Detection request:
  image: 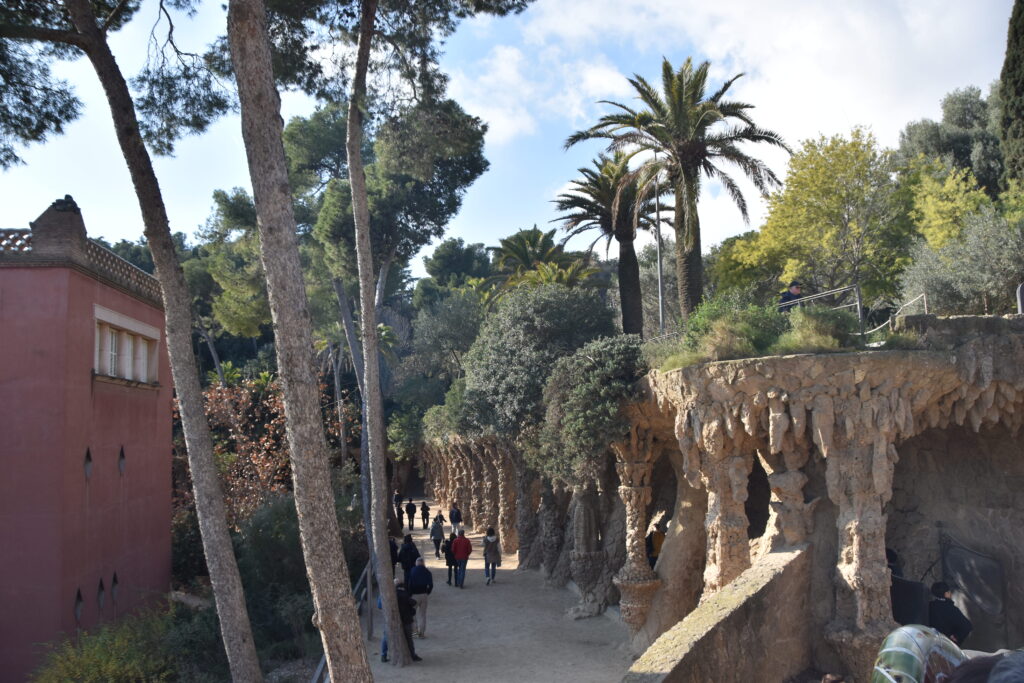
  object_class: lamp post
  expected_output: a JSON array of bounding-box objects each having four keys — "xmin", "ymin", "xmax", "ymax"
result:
[{"xmin": 654, "ymin": 151, "xmax": 665, "ymax": 334}]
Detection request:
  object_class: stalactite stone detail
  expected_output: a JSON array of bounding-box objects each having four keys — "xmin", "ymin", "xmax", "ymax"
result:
[{"xmin": 611, "ymin": 427, "xmax": 662, "ymax": 632}]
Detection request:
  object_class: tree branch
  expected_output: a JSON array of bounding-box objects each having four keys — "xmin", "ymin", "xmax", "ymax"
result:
[
  {"xmin": 0, "ymin": 23, "xmax": 85, "ymax": 47},
  {"xmin": 100, "ymin": 0, "xmax": 132, "ymax": 32}
]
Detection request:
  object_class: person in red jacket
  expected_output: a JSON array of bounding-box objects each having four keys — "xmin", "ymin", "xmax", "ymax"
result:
[{"xmin": 452, "ymin": 529, "xmax": 473, "ymax": 588}]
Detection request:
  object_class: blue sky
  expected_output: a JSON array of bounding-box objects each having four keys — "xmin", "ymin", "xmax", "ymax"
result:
[{"xmin": 2, "ymin": 0, "xmax": 1015, "ymax": 277}]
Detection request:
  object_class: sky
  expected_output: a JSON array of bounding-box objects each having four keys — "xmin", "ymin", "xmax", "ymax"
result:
[{"xmin": 1, "ymin": 0, "xmax": 1015, "ymax": 278}]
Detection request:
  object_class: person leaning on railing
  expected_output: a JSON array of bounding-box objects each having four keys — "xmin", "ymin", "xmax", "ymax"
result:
[{"xmin": 778, "ymin": 280, "xmax": 804, "ymax": 312}]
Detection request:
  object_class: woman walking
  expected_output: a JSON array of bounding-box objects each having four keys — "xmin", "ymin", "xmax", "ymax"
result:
[
  {"xmin": 398, "ymin": 533, "xmax": 421, "ymax": 585},
  {"xmin": 420, "ymin": 501, "xmax": 430, "ymax": 529},
  {"xmin": 483, "ymin": 526, "xmax": 502, "ymax": 585},
  {"xmin": 442, "ymin": 533, "xmax": 457, "ymax": 586},
  {"xmin": 429, "ymin": 515, "xmax": 445, "ymax": 558}
]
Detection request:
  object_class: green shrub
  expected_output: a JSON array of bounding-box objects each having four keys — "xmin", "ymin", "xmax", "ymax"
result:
[
  {"xmin": 880, "ymin": 331, "xmax": 923, "ymax": 350},
  {"xmin": 770, "ymin": 306, "xmax": 861, "ymax": 355},
  {"xmin": 659, "ymin": 349, "xmax": 707, "ymax": 371},
  {"xmin": 171, "ymin": 506, "xmax": 207, "ymax": 587},
  {"xmin": 164, "ymin": 602, "xmax": 229, "ymax": 682},
  {"xmin": 34, "ymin": 612, "xmax": 173, "ymax": 682},
  {"xmin": 538, "ymin": 335, "xmax": 648, "ymax": 481}
]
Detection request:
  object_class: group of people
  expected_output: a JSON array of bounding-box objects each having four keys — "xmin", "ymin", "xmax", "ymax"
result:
[
  {"xmin": 381, "ymin": 497, "xmax": 503, "ymax": 664},
  {"xmin": 394, "ymin": 490, "xmax": 431, "ymax": 530}
]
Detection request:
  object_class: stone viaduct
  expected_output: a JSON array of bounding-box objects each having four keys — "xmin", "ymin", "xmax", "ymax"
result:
[{"xmin": 419, "ymin": 315, "xmax": 1024, "ymax": 681}]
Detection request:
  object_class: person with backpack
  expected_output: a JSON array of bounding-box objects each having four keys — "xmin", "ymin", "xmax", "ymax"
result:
[
  {"xmin": 483, "ymin": 526, "xmax": 502, "ymax": 585},
  {"xmin": 429, "ymin": 515, "xmax": 446, "ymax": 558},
  {"xmin": 442, "ymin": 533, "xmax": 457, "ymax": 585},
  {"xmin": 397, "ymin": 534, "xmax": 420, "ymax": 585},
  {"xmin": 449, "ymin": 504, "xmax": 463, "ymax": 535}
]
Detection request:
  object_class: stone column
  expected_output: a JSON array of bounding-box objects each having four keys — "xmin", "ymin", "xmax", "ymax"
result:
[
  {"xmin": 516, "ymin": 471, "xmax": 542, "ymax": 568},
  {"xmin": 610, "ymin": 425, "xmax": 662, "ymax": 632},
  {"xmin": 495, "ymin": 444, "xmax": 519, "ymax": 553},
  {"xmin": 699, "ymin": 445, "xmax": 753, "ymax": 593},
  {"xmin": 479, "ymin": 442, "xmax": 500, "ymax": 531},
  {"xmin": 568, "ymin": 483, "xmax": 606, "ymax": 618}
]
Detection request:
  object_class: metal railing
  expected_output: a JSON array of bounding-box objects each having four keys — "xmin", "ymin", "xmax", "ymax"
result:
[
  {"xmin": 310, "ymin": 560, "xmax": 376, "ymax": 683},
  {"xmin": 864, "ymin": 293, "xmax": 928, "ymax": 336}
]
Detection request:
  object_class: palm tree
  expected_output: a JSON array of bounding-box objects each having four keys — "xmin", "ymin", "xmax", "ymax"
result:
[
  {"xmin": 567, "ymin": 57, "xmax": 789, "ymax": 319},
  {"xmin": 489, "ymin": 226, "xmax": 575, "ymax": 276},
  {"xmin": 553, "ymin": 150, "xmax": 657, "ymax": 335}
]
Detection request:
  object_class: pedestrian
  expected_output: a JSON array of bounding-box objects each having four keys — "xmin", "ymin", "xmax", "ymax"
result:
[
  {"xmin": 452, "ymin": 528, "xmax": 473, "ymax": 588},
  {"xmin": 778, "ymin": 280, "xmax": 803, "ymax": 312},
  {"xmin": 396, "ymin": 506, "xmax": 404, "ymax": 530},
  {"xmin": 393, "ymin": 488, "xmax": 404, "ymax": 525},
  {"xmin": 408, "ymin": 557, "xmax": 434, "ymax": 637},
  {"xmin": 394, "ymin": 577, "xmax": 422, "ymax": 661},
  {"xmin": 929, "ymin": 581, "xmax": 972, "ymax": 645},
  {"xmin": 420, "ymin": 501, "xmax": 430, "ymax": 529},
  {"xmin": 443, "ymin": 533, "xmax": 456, "ymax": 585},
  {"xmin": 398, "ymin": 534, "xmax": 420, "ymax": 586},
  {"xmin": 449, "ymin": 503, "xmax": 463, "ymax": 535},
  {"xmin": 483, "ymin": 526, "xmax": 501, "ymax": 585},
  {"xmin": 429, "ymin": 515, "xmax": 445, "ymax": 558},
  {"xmin": 388, "ymin": 536, "xmax": 399, "ymax": 573},
  {"xmin": 405, "ymin": 499, "xmax": 417, "ymax": 530}
]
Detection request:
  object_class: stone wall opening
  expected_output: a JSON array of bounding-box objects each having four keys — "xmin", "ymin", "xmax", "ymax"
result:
[
  {"xmin": 886, "ymin": 423, "xmax": 1024, "ymax": 650},
  {"xmin": 745, "ymin": 456, "xmax": 771, "ymax": 540}
]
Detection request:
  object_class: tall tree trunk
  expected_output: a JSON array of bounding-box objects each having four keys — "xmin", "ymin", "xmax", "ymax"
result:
[
  {"xmin": 330, "ymin": 342, "xmax": 348, "ymax": 462},
  {"xmin": 616, "ymin": 236, "xmax": 644, "ymax": 336},
  {"xmin": 347, "ymin": 0, "xmax": 411, "ymax": 666},
  {"xmin": 197, "ymin": 325, "xmax": 226, "ymax": 386},
  {"xmin": 61, "ymin": 2, "xmax": 263, "ymax": 679},
  {"xmin": 225, "ymin": 1, "xmax": 371, "ymax": 680},
  {"xmin": 673, "ymin": 179, "xmax": 704, "ymax": 319}
]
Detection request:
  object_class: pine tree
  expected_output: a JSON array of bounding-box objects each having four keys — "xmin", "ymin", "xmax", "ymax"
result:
[{"xmin": 1000, "ymin": 0, "xmax": 1024, "ymax": 184}]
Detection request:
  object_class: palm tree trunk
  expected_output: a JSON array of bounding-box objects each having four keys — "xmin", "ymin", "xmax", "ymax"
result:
[
  {"xmin": 346, "ymin": 0, "xmax": 411, "ymax": 666},
  {"xmin": 226, "ymin": 1, "xmax": 371, "ymax": 680},
  {"xmin": 673, "ymin": 179, "xmax": 704, "ymax": 318},
  {"xmin": 616, "ymin": 236, "xmax": 644, "ymax": 336},
  {"xmin": 61, "ymin": 2, "xmax": 262, "ymax": 679}
]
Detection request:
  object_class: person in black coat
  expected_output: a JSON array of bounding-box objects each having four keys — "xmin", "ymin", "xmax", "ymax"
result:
[
  {"xmin": 393, "ymin": 578, "xmax": 422, "ymax": 661},
  {"xmin": 442, "ymin": 533, "xmax": 456, "ymax": 585},
  {"xmin": 778, "ymin": 280, "xmax": 803, "ymax": 312},
  {"xmin": 397, "ymin": 534, "xmax": 421, "ymax": 585},
  {"xmin": 388, "ymin": 536, "xmax": 399, "ymax": 572},
  {"xmin": 929, "ymin": 581, "xmax": 972, "ymax": 645}
]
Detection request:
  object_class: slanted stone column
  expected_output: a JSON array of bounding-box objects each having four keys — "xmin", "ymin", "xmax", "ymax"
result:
[
  {"xmin": 517, "ymin": 470, "xmax": 542, "ymax": 568},
  {"xmin": 611, "ymin": 424, "xmax": 662, "ymax": 632},
  {"xmin": 495, "ymin": 444, "xmax": 519, "ymax": 553},
  {"xmin": 479, "ymin": 442, "xmax": 500, "ymax": 531},
  {"xmin": 568, "ymin": 483, "xmax": 606, "ymax": 618}
]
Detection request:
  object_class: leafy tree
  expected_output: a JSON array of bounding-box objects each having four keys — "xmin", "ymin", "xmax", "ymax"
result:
[
  {"xmin": 538, "ymin": 335, "xmax": 647, "ymax": 482},
  {"xmin": 567, "ymin": 57, "xmax": 788, "ymax": 318},
  {"xmin": 508, "ymin": 260, "xmax": 600, "ymax": 288},
  {"xmin": 462, "ymin": 284, "xmax": 615, "ymax": 437},
  {"xmin": 898, "ymin": 85, "xmax": 1003, "ymax": 196},
  {"xmin": 736, "ymin": 128, "xmax": 914, "ymax": 303},
  {"xmin": 553, "ymin": 151, "xmax": 657, "ymax": 335},
  {"xmin": 900, "ymin": 207, "xmax": 1024, "ymax": 314},
  {"xmin": 1000, "ymin": 0, "xmax": 1024, "ymax": 184},
  {"xmin": 0, "ymin": 4, "xmax": 262, "ymax": 677},
  {"xmin": 703, "ymin": 230, "xmax": 782, "ymax": 304},
  {"xmin": 422, "ymin": 237, "xmax": 492, "ymax": 284},
  {"xmin": 489, "ymin": 226, "xmax": 575, "ymax": 275},
  {"xmin": 637, "ymin": 238, "xmax": 680, "ymax": 339},
  {"xmin": 906, "ymin": 158, "xmax": 992, "ymax": 248}
]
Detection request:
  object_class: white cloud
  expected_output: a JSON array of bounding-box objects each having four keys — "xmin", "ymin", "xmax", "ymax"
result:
[{"xmin": 449, "ymin": 45, "xmax": 539, "ymax": 145}]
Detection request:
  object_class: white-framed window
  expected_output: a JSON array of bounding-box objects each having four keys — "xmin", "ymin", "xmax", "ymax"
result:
[{"xmin": 93, "ymin": 305, "xmax": 160, "ymax": 384}]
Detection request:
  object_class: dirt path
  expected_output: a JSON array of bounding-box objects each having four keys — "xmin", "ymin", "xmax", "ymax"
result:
[{"xmin": 365, "ymin": 502, "xmax": 632, "ymax": 682}]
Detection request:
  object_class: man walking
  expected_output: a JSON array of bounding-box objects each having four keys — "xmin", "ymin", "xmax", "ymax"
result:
[
  {"xmin": 394, "ymin": 577, "xmax": 422, "ymax": 662},
  {"xmin": 452, "ymin": 529, "xmax": 473, "ymax": 588},
  {"xmin": 405, "ymin": 498, "xmax": 417, "ymax": 531},
  {"xmin": 449, "ymin": 503, "xmax": 463, "ymax": 535},
  {"xmin": 420, "ymin": 501, "xmax": 430, "ymax": 529},
  {"xmin": 408, "ymin": 557, "xmax": 434, "ymax": 637}
]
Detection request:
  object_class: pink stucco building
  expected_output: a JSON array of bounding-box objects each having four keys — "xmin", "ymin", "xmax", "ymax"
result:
[{"xmin": 0, "ymin": 197, "xmax": 173, "ymax": 681}]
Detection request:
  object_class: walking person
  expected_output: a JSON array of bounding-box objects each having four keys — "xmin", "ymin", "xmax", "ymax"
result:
[
  {"xmin": 394, "ymin": 577, "xmax": 422, "ymax": 661},
  {"xmin": 449, "ymin": 503, "xmax": 463, "ymax": 535},
  {"xmin": 483, "ymin": 526, "xmax": 502, "ymax": 585},
  {"xmin": 389, "ymin": 535, "xmax": 399, "ymax": 574},
  {"xmin": 396, "ymin": 505, "xmax": 405, "ymax": 531},
  {"xmin": 429, "ymin": 515, "xmax": 445, "ymax": 558},
  {"xmin": 443, "ymin": 533, "xmax": 456, "ymax": 586},
  {"xmin": 420, "ymin": 501, "xmax": 430, "ymax": 529},
  {"xmin": 397, "ymin": 533, "xmax": 420, "ymax": 586},
  {"xmin": 405, "ymin": 499, "xmax": 417, "ymax": 531},
  {"xmin": 408, "ymin": 557, "xmax": 434, "ymax": 637},
  {"xmin": 452, "ymin": 529, "xmax": 473, "ymax": 588}
]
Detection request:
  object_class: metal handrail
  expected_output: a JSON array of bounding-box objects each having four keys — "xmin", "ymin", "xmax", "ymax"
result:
[
  {"xmin": 310, "ymin": 560, "xmax": 375, "ymax": 683},
  {"xmin": 864, "ymin": 293, "xmax": 928, "ymax": 336}
]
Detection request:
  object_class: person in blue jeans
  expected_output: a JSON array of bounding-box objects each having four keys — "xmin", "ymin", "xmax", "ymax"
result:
[
  {"xmin": 483, "ymin": 526, "xmax": 501, "ymax": 585},
  {"xmin": 452, "ymin": 529, "xmax": 472, "ymax": 588}
]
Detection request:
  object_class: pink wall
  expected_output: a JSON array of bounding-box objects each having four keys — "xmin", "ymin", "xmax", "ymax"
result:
[{"xmin": 0, "ymin": 266, "xmax": 172, "ymax": 681}]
